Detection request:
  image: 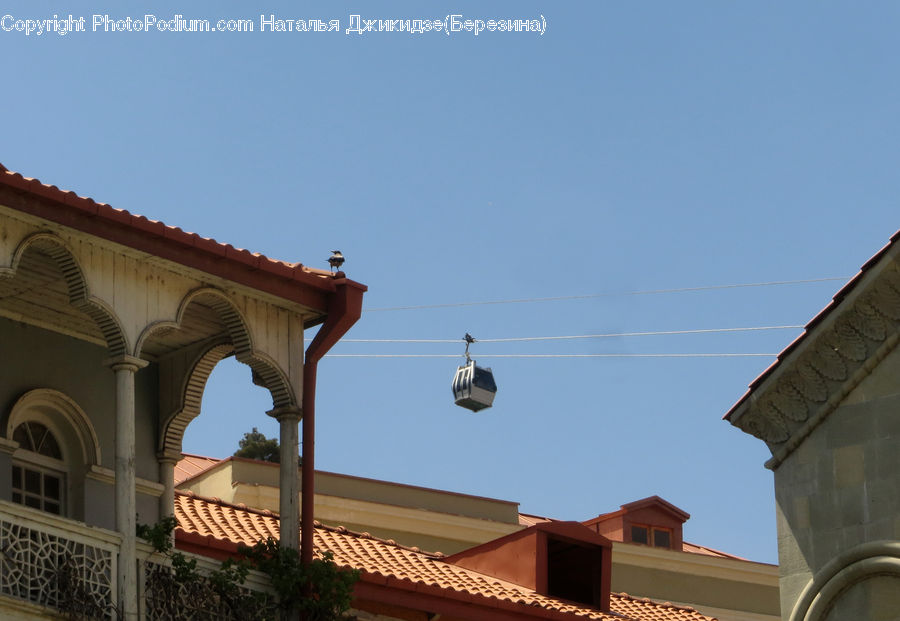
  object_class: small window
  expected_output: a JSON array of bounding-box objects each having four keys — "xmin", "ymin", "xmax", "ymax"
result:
[
  {"xmin": 12, "ymin": 464, "xmax": 64, "ymax": 515},
  {"xmin": 630, "ymin": 524, "xmax": 673, "ymax": 549},
  {"xmin": 653, "ymin": 528, "xmax": 671, "ymax": 548},
  {"xmin": 631, "ymin": 525, "xmax": 649, "ymax": 544}
]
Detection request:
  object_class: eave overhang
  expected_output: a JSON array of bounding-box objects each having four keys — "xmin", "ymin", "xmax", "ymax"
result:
[
  {"xmin": 0, "ymin": 164, "xmax": 366, "ymax": 324},
  {"xmin": 725, "ymin": 230, "xmax": 900, "ymax": 469}
]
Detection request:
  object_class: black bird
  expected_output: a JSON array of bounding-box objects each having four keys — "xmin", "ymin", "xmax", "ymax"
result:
[{"xmin": 328, "ymin": 250, "xmax": 345, "ymax": 272}]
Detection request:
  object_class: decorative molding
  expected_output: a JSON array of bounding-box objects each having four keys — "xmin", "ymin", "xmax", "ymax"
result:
[
  {"xmin": 85, "ymin": 465, "xmax": 166, "ymax": 497},
  {"xmin": 0, "ymin": 437, "xmax": 19, "ymax": 455},
  {"xmin": 5, "ymin": 388, "xmax": 102, "ymax": 466},
  {"xmin": 789, "ymin": 541, "xmax": 900, "ymax": 621},
  {"xmin": 733, "ymin": 264, "xmax": 900, "ymax": 467}
]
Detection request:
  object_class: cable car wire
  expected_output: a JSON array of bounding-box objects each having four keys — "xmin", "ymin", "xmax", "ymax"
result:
[
  {"xmin": 341, "ymin": 325, "xmax": 804, "ymax": 344},
  {"xmin": 326, "ymin": 353, "xmax": 777, "ymax": 358},
  {"xmin": 362, "ymin": 277, "xmax": 849, "ymax": 312}
]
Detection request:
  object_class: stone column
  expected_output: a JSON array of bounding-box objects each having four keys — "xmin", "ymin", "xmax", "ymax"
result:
[
  {"xmin": 157, "ymin": 452, "xmax": 179, "ymax": 518},
  {"xmin": 106, "ymin": 355, "xmax": 148, "ymax": 621},
  {"xmin": 268, "ymin": 406, "xmax": 302, "ymax": 551}
]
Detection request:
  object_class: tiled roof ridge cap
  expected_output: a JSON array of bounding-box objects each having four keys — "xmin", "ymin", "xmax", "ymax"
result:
[
  {"xmin": 0, "ymin": 164, "xmax": 340, "ymax": 283},
  {"xmin": 180, "ymin": 451, "xmax": 221, "ymax": 461},
  {"xmin": 611, "ymin": 592, "xmax": 704, "ymax": 614},
  {"xmin": 176, "ymin": 489, "xmax": 446, "ymax": 558},
  {"xmin": 682, "ymin": 539, "xmax": 747, "ymax": 561},
  {"xmin": 176, "ymin": 489, "xmax": 279, "ymax": 518}
]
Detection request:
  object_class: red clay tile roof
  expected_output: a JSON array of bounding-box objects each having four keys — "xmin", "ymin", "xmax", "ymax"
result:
[
  {"xmin": 174, "ymin": 491, "xmax": 716, "ymax": 621},
  {"xmin": 0, "ymin": 163, "xmax": 366, "ymax": 315},
  {"xmin": 519, "ymin": 513, "xmax": 554, "ymax": 527},
  {"xmin": 680, "ymin": 542, "xmax": 746, "ymax": 560},
  {"xmin": 725, "ymin": 229, "xmax": 900, "ymax": 420},
  {"xmin": 174, "ymin": 453, "xmax": 221, "ymax": 485}
]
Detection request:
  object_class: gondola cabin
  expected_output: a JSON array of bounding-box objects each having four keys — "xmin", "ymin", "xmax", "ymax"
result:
[{"xmin": 452, "ymin": 359, "xmax": 497, "ymax": 412}]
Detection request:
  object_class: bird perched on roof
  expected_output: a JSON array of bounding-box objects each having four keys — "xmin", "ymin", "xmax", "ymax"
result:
[{"xmin": 328, "ymin": 250, "xmax": 345, "ymax": 273}]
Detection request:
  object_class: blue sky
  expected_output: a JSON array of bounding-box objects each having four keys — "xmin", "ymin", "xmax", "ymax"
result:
[{"xmin": 4, "ymin": 1, "xmax": 899, "ymax": 564}]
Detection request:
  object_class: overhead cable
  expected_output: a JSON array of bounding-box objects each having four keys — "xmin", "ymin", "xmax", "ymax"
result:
[
  {"xmin": 341, "ymin": 325, "xmax": 804, "ymax": 344},
  {"xmin": 325, "ymin": 353, "xmax": 777, "ymax": 358},
  {"xmin": 363, "ymin": 277, "xmax": 848, "ymax": 312}
]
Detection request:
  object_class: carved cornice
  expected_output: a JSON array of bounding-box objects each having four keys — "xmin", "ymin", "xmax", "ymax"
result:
[{"xmin": 733, "ymin": 264, "xmax": 900, "ymax": 468}]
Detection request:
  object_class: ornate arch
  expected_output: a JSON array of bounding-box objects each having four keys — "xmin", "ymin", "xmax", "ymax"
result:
[
  {"xmin": 158, "ymin": 341, "xmax": 234, "ymax": 457},
  {"xmin": 136, "ymin": 287, "xmax": 254, "ymax": 359},
  {"xmin": 2, "ymin": 232, "xmax": 129, "ymax": 357},
  {"xmin": 790, "ymin": 541, "xmax": 900, "ymax": 621},
  {"xmin": 153, "ymin": 290, "xmax": 298, "ymax": 457},
  {"xmin": 5, "ymin": 388, "xmax": 101, "ymax": 466}
]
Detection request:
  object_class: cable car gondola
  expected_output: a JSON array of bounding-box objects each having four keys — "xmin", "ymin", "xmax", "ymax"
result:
[{"xmin": 452, "ymin": 334, "xmax": 497, "ymax": 412}]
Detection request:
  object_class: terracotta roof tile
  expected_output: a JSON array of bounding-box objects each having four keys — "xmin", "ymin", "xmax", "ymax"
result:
[
  {"xmin": 681, "ymin": 541, "xmax": 746, "ymax": 560},
  {"xmin": 0, "ymin": 164, "xmax": 367, "ymax": 311},
  {"xmin": 174, "ymin": 492, "xmax": 716, "ymax": 621},
  {"xmin": 174, "ymin": 454, "xmax": 221, "ymax": 485}
]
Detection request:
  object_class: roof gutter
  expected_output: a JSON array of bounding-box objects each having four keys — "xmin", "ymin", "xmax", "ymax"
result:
[{"xmin": 301, "ymin": 274, "xmax": 366, "ymax": 566}]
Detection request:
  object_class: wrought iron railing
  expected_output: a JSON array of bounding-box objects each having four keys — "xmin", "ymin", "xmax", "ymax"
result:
[
  {"xmin": 140, "ymin": 547, "xmax": 276, "ymax": 621},
  {"xmin": 0, "ymin": 501, "xmax": 278, "ymax": 620},
  {"xmin": 0, "ymin": 500, "xmax": 120, "ymax": 619}
]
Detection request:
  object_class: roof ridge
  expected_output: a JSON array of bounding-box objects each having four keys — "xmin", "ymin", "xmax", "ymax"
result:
[
  {"xmin": 682, "ymin": 539, "xmax": 747, "ymax": 560},
  {"xmin": 612, "ymin": 592, "xmax": 705, "ymax": 614},
  {"xmin": 179, "ymin": 452, "xmax": 221, "ymax": 461},
  {"xmin": 176, "ymin": 489, "xmax": 279, "ymax": 518}
]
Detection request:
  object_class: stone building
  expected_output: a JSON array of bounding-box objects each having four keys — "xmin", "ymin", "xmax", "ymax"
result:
[{"xmin": 726, "ymin": 230, "xmax": 900, "ymax": 621}]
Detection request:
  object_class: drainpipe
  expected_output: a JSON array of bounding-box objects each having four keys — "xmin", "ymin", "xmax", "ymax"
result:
[{"xmin": 301, "ymin": 274, "xmax": 365, "ymax": 566}]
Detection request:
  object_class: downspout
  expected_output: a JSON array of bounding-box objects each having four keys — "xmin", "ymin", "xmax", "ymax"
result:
[{"xmin": 301, "ymin": 274, "xmax": 366, "ymax": 566}]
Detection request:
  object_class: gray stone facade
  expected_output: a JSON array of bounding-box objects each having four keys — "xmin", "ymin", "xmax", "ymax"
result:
[{"xmin": 728, "ymin": 241, "xmax": 900, "ymax": 621}]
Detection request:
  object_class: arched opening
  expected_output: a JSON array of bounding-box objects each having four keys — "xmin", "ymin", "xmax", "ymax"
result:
[
  {"xmin": 139, "ymin": 289, "xmax": 297, "ymax": 520},
  {"xmin": 143, "ymin": 290, "xmax": 296, "ymax": 460},
  {"xmin": 182, "ymin": 356, "xmax": 278, "ymax": 457}
]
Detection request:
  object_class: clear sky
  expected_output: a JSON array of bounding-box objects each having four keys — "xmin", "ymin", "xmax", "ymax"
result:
[{"xmin": 3, "ymin": 1, "xmax": 899, "ymax": 564}]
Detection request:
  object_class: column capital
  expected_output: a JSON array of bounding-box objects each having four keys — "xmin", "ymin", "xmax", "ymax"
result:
[
  {"xmin": 267, "ymin": 405, "xmax": 303, "ymax": 422},
  {"xmin": 104, "ymin": 354, "xmax": 149, "ymax": 373},
  {"xmin": 157, "ymin": 450, "xmax": 182, "ymax": 464}
]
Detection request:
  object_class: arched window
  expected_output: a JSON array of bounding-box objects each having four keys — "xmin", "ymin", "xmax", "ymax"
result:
[
  {"xmin": 11, "ymin": 421, "xmax": 66, "ymax": 515},
  {"xmin": 5, "ymin": 389, "xmax": 101, "ymax": 520}
]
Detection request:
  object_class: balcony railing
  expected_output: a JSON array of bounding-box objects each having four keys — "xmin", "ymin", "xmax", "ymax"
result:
[
  {"xmin": 139, "ymin": 544, "xmax": 276, "ymax": 621},
  {"xmin": 0, "ymin": 500, "xmax": 120, "ymax": 619},
  {"xmin": 0, "ymin": 501, "xmax": 276, "ymax": 620}
]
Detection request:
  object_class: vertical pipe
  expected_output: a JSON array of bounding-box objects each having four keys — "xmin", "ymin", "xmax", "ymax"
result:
[
  {"xmin": 300, "ymin": 361, "xmax": 317, "ymax": 566},
  {"xmin": 299, "ymin": 278, "xmax": 365, "ymax": 568}
]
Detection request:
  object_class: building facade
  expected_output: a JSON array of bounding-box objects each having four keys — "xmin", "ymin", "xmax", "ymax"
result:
[
  {"xmin": 0, "ymin": 162, "xmax": 365, "ymax": 619},
  {"xmin": 727, "ymin": 230, "xmax": 900, "ymax": 621}
]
